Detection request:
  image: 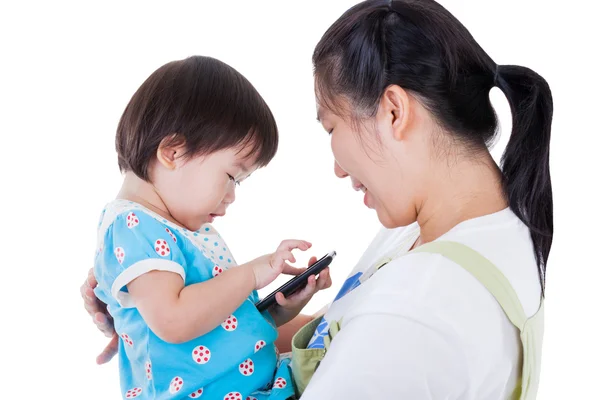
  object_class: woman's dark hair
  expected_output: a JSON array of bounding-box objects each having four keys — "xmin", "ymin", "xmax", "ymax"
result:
[
  {"xmin": 314, "ymin": 0, "xmax": 553, "ymax": 292},
  {"xmin": 116, "ymin": 56, "xmax": 278, "ymax": 180}
]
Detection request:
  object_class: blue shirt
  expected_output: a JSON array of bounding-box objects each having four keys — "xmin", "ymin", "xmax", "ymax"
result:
[{"xmin": 94, "ymin": 200, "xmax": 295, "ymax": 400}]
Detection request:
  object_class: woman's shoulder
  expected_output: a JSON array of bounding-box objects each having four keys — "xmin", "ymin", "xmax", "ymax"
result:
[
  {"xmin": 358, "ymin": 208, "xmax": 541, "ymax": 318},
  {"xmin": 438, "ymin": 207, "xmax": 542, "ymax": 317}
]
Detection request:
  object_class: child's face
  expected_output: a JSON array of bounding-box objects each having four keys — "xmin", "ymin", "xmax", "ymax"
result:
[{"xmin": 151, "ymin": 145, "xmax": 256, "ymax": 231}]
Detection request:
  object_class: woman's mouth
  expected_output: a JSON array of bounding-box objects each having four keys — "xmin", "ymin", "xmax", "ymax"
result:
[
  {"xmin": 363, "ymin": 189, "xmax": 374, "ymax": 209},
  {"xmin": 351, "ymin": 182, "xmax": 373, "ymax": 209}
]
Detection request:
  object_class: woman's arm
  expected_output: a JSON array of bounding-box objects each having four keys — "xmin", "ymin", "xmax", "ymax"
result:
[
  {"xmin": 275, "ymin": 314, "xmax": 313, "ymax": 353},
  {"xmin": 275, "ymin": 303, "xmax": 329, "ymax": 352}
]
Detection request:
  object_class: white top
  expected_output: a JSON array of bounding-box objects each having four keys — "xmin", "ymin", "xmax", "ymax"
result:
[{"xmin": 301, "ymin": 208, "xmax": 542, "ymax": 400}]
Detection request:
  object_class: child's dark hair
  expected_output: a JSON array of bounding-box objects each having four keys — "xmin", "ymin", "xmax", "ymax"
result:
[
  {"xmin": 314, "ymin": 0, "xmax": 553, "ymax": 292},
  {"xmin": 116, "ymin": 56, "xmax": 278, "ymax": 180}
]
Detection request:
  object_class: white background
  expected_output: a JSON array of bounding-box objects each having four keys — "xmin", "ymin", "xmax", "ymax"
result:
[{"xmin": 1, "ymin": 0, "xmax": 598, "ymax": 398}]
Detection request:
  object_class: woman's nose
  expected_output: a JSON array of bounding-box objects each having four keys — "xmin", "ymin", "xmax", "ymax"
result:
[{"xmin": 334, "ymin": 161, "xmax": 348, "ymax": 179}]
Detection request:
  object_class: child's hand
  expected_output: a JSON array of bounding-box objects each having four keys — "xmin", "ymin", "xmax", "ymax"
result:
[
  {"xmin": 249, "ymin": 240, "xmax": 312, "ymax": 290},
  {"xmin": 270, "ymin": 256, "xmax": 333, "ymax": 327}
]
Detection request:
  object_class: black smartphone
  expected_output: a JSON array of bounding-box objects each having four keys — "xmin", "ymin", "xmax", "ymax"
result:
[{"xmin": 255, "ymin": 251, "xmax": 336, "ymax": 312}]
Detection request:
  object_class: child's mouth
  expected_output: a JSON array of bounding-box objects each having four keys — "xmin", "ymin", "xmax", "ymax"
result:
[{"xmin": 208, "ymin": 213, "xmax": 225, "ymax": 222}]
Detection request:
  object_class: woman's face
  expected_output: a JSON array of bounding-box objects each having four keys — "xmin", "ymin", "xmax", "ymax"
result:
[{"xmin": 317, "ymin": 89, "xmax": 431, "ymax": 228}]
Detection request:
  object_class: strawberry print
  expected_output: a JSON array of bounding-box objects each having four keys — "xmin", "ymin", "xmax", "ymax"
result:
[
  {"xmin": 121, "ymin": 333, "xmax": 133, "ymax": 347},
  {"xmin": 115, "ymin": 247, "xmax": 125, "ymax": 264},
  {"xmin": 192, "ymin": 345, "xmax": 211, "ymax": 364},
  {"xmin": 125, "ymin": 387, "xmax": 142, "ymax": 398},
  {"xmin": 212, "ymin": 265, "xmax": 224, "ymax": 277},
  {"xmin": 246, "ymin": 397, "xmax": 257, "ymax": 400},
  {"xmin": 221, "ymin": 315, "xmax": 238, "ymax": 332},
  {"xmin": 166, "ymin": 227, "xmax": 177, "ymax": 243},
  {"xmin": 169, "ymin": 376, "xmax": 184, "ymax": 394},
  {"xmin": 126, "ymin": 212, "xmax": 139, "ymax": 229},
  {"xmin": 224, "ymin": 392, "xmax": 242, "ymax": 400},
  {"xmin": 145, "ymin": 361, "xmax": 152, "ymax": 380},
  {"xmin": 188, "ymin": 388, "xmax": 204, "ymax": 398},
  {"xmin": 273, "ymin": 377, "xmax": 287, "ymax": 389},
  {"xmin": 254, "ymin": 340, "xmax": 266, "ymax": 353},
  {"xmin": 154, "ymin": 239, "xmax": 170, "ymax": 257},
  {"xmin": 239, "ymin": 358, "xmax": 254, "ymax": 376}
]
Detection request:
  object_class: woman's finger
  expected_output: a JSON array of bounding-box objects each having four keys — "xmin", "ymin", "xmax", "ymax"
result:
[
  {"xmin": 80, "ymin": 282, "xmax": 90, "ymax": 301},
  {"xmin": 84, "ymin": 285, "xmax": 97, "ymax": 303},
  {"xmin": 94, "ymin": 312, "xmax": 115, "ymax": 337},
  {"xmin": 292, "ymin": 275, "xmax": 317, "ymax": 301},
  {"xmin": 96, "ymin": 333, "xmax": 119, "ymax": 365},
  {"xmin": 275, "ymin": 292, "xmax": 290, "ymax": 308},
  {"xmin": 86, "ymin": 268, "xmax": 98, "ymax": 288},
  {"xmin": 84, "ymin": 301, "xmax": 97, "ymax": 316},
  {"xmin": 316, "ymin": 268, "xmax": 331, "ymax": 290},
  {"xmin": 307, "ymin": 256, "xmax": 317, "ymax": 267}
]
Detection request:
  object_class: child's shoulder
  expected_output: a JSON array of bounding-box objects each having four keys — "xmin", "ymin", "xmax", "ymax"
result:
[
  {"xmin": 98, "ymin": 200, "xmax": 159, "ymax": 232},
  {"xmin": 96, "ymin": 200, "xmax": 182, "ymax": 248}
]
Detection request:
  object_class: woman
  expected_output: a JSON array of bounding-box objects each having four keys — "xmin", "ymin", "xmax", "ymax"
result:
[{"xmin": 82, "ymin": 0, "xmax": 552, "ymax": 398}]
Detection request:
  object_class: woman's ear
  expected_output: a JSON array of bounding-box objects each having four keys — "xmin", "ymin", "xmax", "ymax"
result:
[
  {"xmin": 380, "ymin": 85, "xmax": 411, "ymax": 142},
  {"xmin": 156, "ymin": 135, "xmax": 185, "ymax": 170}
]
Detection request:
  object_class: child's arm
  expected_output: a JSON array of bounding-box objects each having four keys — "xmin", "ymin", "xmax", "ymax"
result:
[
  {"xmin": 127, "ymin": 264, "xmax": 255, "ymax": 343},
  {"xmin": 128, "ymin": 240, "xmax": 311, "ymax": 344}
]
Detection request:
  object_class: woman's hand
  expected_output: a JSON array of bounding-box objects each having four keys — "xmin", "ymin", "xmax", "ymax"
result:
[
  {"xmin": 81, "ymin": 268, "xmax": 119, "ymax": 364},
  {"xmin": 269, "ymin": 256, "xmax": 333, "ymax": 327}
]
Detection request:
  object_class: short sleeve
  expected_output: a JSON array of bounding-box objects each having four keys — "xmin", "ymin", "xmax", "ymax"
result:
[
  {"xmin": 94, "ymin": 210, "xmax": 187, "ymax": 308},
  {"xmin": 301, "ymin": 253, "xmax": 472, "ymax": 399}
]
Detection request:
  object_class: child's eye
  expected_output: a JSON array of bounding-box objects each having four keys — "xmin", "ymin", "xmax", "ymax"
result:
[{"xmin": 227, "ymin": 174, "xmax": 241, "ymax": 186}]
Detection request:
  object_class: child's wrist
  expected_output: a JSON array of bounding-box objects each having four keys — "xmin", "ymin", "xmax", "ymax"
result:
[{"xmin": 238, "ymin": 262, "xmax": 258, "ymax": 291}]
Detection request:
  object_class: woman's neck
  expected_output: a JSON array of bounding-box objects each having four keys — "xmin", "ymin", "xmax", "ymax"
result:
[{"xmin": 413, "ymin": 152, "xmax": 508, "ymax": 248}]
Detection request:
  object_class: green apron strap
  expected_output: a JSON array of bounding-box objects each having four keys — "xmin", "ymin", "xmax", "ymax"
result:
[{"xmin": 411, "ymin": 241, "xmax": 528, "ymax": 331}]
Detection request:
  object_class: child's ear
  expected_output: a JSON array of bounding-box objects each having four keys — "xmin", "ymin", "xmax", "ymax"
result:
[{"xmin": 156, "ymin": 135, "xmax": 185, "ymax": 170}]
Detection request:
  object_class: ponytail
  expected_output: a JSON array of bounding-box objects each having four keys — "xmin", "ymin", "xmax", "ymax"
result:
[{"xmin": 495, "ymin": 65, "xmax": 553, "ymax": 292}]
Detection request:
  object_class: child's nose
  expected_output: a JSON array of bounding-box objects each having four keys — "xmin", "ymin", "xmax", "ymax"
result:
[{"xmin": 223, "ymin": 184, "xmax": 236, "ymax": 204}]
